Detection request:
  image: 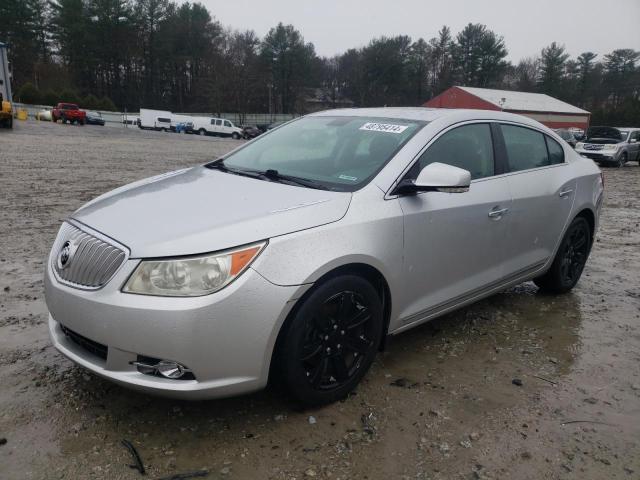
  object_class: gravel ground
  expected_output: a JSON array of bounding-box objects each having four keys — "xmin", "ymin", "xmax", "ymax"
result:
[{"xmin": 1, "ymin": 120, "xmax": 639, "ymax": 480}]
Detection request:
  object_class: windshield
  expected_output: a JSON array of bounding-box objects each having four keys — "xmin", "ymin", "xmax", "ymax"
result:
[{"xmin": 221, "ymin": 116, "xmax": 425, "ymax": 191}]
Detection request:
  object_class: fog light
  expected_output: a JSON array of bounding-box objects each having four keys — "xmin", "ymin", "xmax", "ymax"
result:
[
  {"xmin": 131, "ymin": 356, "xmax": 195, "ymax": 380},
  {"xmin": 156, "ymin": 361, "xmax": 188, "ymax": 379}
]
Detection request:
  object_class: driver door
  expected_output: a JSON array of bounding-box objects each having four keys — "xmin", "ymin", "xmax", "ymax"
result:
[{"xmin": 397, "ymin": 122, "xmax": 512, "ymax": 326}]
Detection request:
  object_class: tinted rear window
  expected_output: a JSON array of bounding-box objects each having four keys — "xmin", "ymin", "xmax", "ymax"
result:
[
  {"xmin": 502, "ymin": 124, "xmax": 549, "ymax": 172},
  {"xmin": 546, "ymin": 136, "xmax": 565, "ymax": 164}
]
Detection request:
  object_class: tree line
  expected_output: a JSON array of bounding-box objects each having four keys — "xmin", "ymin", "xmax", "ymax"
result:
[{"xmin": 1, "ymin": 0, "xmax": 639, "ymax": 125}]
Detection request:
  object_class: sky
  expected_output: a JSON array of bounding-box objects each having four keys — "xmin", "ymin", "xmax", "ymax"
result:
[{"xmin": 195, "ymin": 0, "xmax": 640, "ymax": 61}]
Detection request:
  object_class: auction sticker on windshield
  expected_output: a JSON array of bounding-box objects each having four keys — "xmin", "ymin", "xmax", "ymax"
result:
[{"xmin": 359, "ymin": 122, "xmax": 408, "ymax": 134}]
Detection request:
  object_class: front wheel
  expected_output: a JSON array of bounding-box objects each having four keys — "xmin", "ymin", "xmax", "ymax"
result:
[
  {"xmin": 534, "ymin": 216, "xmax": 591, "ymax": 294},
  {"xmin": 275, "ymin": 275, "xmax": 383, "ymax": 406},
  {"xmin": 617, "ymin": 153, "xmax": 627, "ymax": 168},
  {"xmin": 232, "ymin": 132, "xmax": 241, "ymax": 140},
  {"xmin": 198, "ymin": 129, "xmax": 206, "ymax": 136}
]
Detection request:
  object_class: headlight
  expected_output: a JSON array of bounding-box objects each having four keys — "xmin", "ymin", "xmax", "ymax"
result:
[
  {"xmin": 575, "ymin": 142, "xmax": 584, "ymax": 149},
  {"xmin": 603, "ymin": 144, "xmax": 618, "ymax": 150},
  {"xmin": 123, "ymin": 242, "xmax": 266, "ymax": 296}
]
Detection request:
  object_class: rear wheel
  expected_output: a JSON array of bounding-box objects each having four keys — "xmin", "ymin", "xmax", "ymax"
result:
[
  {"xmin": 534, "ymin": 216, "xmax": 591, "ymax": 294},
  {"xmin": 275, "ymin": 275, "xmax": 383, "ymax": 406}
]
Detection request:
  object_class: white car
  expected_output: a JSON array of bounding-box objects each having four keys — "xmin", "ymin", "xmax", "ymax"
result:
[
  {"xmin": 192, "ymin": 116, "xmax": 244, "ymax": 139},
  {"xmin": 45, "ymin": 108, "xmax": 603, "ymax": 405},
  {"xmin": 36, "ymin": 109, "xmax": 52, "ymax": 121}
]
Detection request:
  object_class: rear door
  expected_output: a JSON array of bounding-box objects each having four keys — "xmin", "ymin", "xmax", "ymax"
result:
[
  {"xmin": 498, "ymin": 123, "xmax": 576, "ymax": 275},
  {"xmin": 397, "ymin": 122, "xmax": 513, "ymax": 325}
]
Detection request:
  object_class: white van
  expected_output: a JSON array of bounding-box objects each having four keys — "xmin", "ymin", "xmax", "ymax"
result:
[
  {"xmin": 192, "ymin": 116, "xmax": 244, "ymax": 139},
  {"xmin": 139, "ymin": 109, "xmax": 172, "ymax": 131}
]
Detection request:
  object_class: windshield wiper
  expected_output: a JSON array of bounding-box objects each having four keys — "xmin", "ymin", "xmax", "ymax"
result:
[
  {"xmin": 206, "ymin": 159, "xmax": 265, "ymax": 180},
  {"xmin": 260, "ymin": 169, "xmax": 331, "ymax": 190},
  {"xmin": 207, "ymin": 161, "xmax": 330, "ymax": 190}
]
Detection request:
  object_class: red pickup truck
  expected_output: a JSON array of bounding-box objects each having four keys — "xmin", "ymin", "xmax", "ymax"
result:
[{"xmin": 52, "ymin": 103, "xmax": 87, "ymax": 125}]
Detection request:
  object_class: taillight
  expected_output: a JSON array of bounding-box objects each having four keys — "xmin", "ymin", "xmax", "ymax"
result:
[{"xmin": 600, "ymin": 171, "xmax": 605, "ymax": 189}]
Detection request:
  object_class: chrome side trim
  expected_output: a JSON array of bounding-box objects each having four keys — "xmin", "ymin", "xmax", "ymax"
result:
[{"xmin": 395, "ymin": 261, "xmax": 547, "ymax": 333}]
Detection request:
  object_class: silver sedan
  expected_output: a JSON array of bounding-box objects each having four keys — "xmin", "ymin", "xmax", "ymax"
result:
[{"xmin": 45, "ymin": 108, "xmax": 604, "ymax": 405}]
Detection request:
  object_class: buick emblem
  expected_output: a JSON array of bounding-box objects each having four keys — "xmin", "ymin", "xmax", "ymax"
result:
[{"xmin": 57, "ymin": 240, "xmax": 76, "ymax": 270}]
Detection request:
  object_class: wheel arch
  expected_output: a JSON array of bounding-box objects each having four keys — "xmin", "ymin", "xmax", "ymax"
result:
[
  {"xmin": 575, "ymin": 207, "xmax": 596, "ymax": 243},
  {"xmin": 267, "ymin": 262, "xmax": 393, "ymax": 385}
]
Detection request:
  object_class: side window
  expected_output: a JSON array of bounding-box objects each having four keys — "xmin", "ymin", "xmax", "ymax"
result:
[
  {"xmin": 216, "ymin": 119, "xmax": 222, "ymax": 126},
  {"xmin": 545, "ymin": 136, "xmax": 564, "ymax": 165},
  {"xmin": 413, "ymin": 123, "xmax": 495, "ymax": 180},
  {"xmin": 210, "ymin": 119, "xmax": 215, "ymax": 125},
  {"xmin": 502, "ymin": 124, "xmax": 549, "ymax": 171},
  {"xmin": 224, "ymin": 120, "xmax": 231, "ymax": 127},
  {"xmin": 632, "ymin": 131, "xmax": 640, "ymax": 142}
]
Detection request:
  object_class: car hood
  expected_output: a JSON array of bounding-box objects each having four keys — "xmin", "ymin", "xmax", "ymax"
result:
[
  {"xmin": 586, "ymin": 127, "xmax": 623, "ymax": 143},
  {"xmin": 72, "ymin": 167, "xmax": 351, "ymax": 258}
]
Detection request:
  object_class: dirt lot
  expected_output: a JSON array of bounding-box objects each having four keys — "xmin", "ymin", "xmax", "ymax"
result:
[{"xmin": 1, "ymin": 120, "xmax": 639, "ymax": 480}]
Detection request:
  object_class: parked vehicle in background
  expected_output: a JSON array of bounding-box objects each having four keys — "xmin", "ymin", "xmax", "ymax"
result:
[
  {"xmin": 266, "ymin": 120, "xmax": 288, "ymax": 131},
  {"xmin": 192, "ymin": 116, "xmax": 244, "ymax": 138},
  {"xmin": 242, "ymin": 125, "xmax": 262, "ymax": 139},
  {"xmin": 171, "ymin": 114, "xmax": 194, "ymax": 132},
  {"xmin": 0, "ymin": 41, "xmax": 12, "ymax": 129},
  {"xmin": 139, "ymin": 109, "xmax": 172, "ymax": 131},
  {"xmin": 52, "ymin": 103, "xmax": 86, "ymax": 125},
  {"xmin": 36, "ymin": 109, "xmax": 52, "ymax": 121},
  {"xmin": 554, "ymin": 129, "xmax": 578, "ymax": 148},
  {"xmin": 575, "ymin": 126, "xmax": 640, "ymax": 167},
  {"xmin": 175, "ymin": 121, "xmax": 193, "ymax": 134},
  {"xmin": 45, "ymin": 108, "xmax": 603, "ymax": 406},
  {"xmin": 86, "ymin": 111, "xmax": 105, "ymax": 126}
]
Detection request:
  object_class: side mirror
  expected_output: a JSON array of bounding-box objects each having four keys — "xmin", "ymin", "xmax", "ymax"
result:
[
  {"xmin": 630, "ymin": 138, "xmax": 637, "ymax": 143},
  {"xmin": 395, "ymin": 162, "xmax": 471, "ymax": 195}
]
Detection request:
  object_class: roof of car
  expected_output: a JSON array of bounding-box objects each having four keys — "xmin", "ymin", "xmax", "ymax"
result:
[{"xmin": 308, "ymin": 107, "xmax": 547, "ymax": 127}]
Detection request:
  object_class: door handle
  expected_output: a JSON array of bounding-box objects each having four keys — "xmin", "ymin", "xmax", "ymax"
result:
[
  {"xmin": 559, "ymin": 188, "xmax": 573, "ymax": 198},
  {"xmin": 488, "ymin": 207, "xmax": 509, "ymax": 219}
]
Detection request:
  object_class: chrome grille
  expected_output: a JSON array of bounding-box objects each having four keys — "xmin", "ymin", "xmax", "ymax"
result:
[{"xmin": 52, "ymin": 222, "xmax": 127, "ymax": 289}]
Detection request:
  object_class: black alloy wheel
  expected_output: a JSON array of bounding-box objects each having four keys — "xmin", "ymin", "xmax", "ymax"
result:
[
  {"xmin": 301, "ymin": 291, "xmax": 375, "ymax": 390},
  {"xmin": 558, "ymin": 223, "xmax": 589, "ymax": 286},
  {"xmin": 276, "ymin": 275, "xmax": 383, "ymax": 406},
  {"xmin": 534, "ymin": 217, "xmax": 591, "ymax": 293}
]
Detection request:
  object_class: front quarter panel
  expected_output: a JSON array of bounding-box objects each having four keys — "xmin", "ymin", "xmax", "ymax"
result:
[{"xmin": 251, "ymin": 185, "xmax": 406, "ymax": 328}]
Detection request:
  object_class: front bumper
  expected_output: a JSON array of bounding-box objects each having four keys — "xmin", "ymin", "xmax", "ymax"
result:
[
  {"xmin": 45, "ymin": 256, "xmax": 309, "ymax": 399},
  {"xmin": 577, "ymin": 150, "xmax": 619, "ymax": 163}
]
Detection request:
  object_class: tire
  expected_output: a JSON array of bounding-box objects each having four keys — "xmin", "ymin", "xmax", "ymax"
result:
[
  {"xmin": 275, "ymin": 275, "xmax": 384, "ymax": 406},
  {"xmin": 617, "ymin": 152, "xmax": 627, "ymax": 168},
  {"xmin": 232, "ymin": 132, "xmax": 241, "ymax": 140},
  {"xmin": 199, "ymin": 129, "xmax": 206, "ymax": 136},
  {"xmin": 534, "ymin": 216, "xmax": 591, "ymax": 294}
]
